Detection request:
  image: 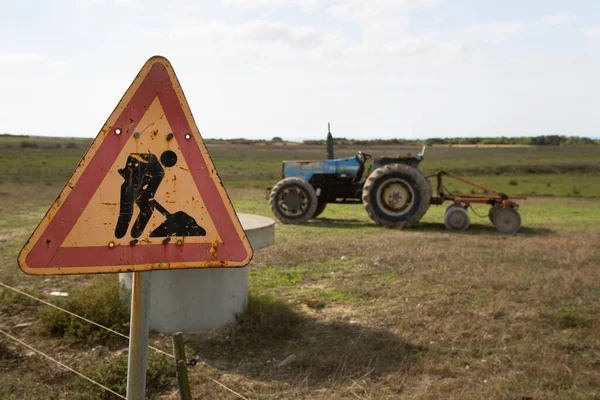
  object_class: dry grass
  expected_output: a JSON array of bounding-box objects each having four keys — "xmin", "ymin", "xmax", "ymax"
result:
[
  {"xmin": 150, "ymin": 222, "xmax": 600, "ymax": 399},
  {"xmin": 1, "ymin": 139, "xmax": 599, "ymax": 399},
  {"xmin": 2, "ymin": 200, "xmax": 599, "ymax": 399}
]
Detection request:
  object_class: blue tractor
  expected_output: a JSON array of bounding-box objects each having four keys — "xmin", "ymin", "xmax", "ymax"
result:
[{"xmin": 268, "ymin": 126, "xmax": 432, "ymax": 228}]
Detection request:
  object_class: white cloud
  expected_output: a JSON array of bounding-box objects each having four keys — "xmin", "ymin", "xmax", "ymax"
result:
[
  {"xmin": 508, "ymin": 56, "xmax": 542, "ymax": 66},
  {"xmin": 327, "ymin": 0, "xmax": 440, "ymax": 50},
  {"xmin": 439, "ymin": 40, "xmax": 469, "ymax": 62},
  {"xmin": 222, "ymin": 0, "xmax": 326, "ymax": 11},
  {"xmin": 170, "ymin": 19, "xmax": 344, "ymax": 55},
  {"xmin": 77, "ymin": 0, "xmax": 132, "ymax": 4},
  {"xmin": 329, "ymin": 0, "xmax": 440, "ymax": 20},
  {"xmin": 465, "ymin": 20, "xmax": 524, "ymax": 42},
  {"xmin": 0, "ymin": 53, "xmax": 45, "ymax": 62},
  {"xmin": 584, "ymin": 26, "xmax": 600, "ymax": 39},
  {"xmin": 222, "ymin": 0, "xmax": 439, "ymax": 15},
  {"xmin": 239, "ymin": 20, "xmax": 324, "ymax": 49},
  {"xmin": 217, "ymin": 0, "xmax": 443, "ymax": 63},
  {"xmin": 541, "ymin": 13, "xmax": 573, "ymax": 26},
  {"xmin": 381, "ymin": 38, "xmax": 433, "ymax": 56},
  {"xmin": 0, "ymin": 52, "xmax": 66, "ymax": 68}
]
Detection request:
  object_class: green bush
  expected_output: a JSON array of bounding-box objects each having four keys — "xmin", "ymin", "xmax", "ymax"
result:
[
  {"xmin": 71, "ymin": 353, "xmax": 175, "ymax": 399},
  {"xmin": 38, "ymin": 276, "xmax": 129, "ymax": 345},
  {"xmin": 0, "ymin": 285, "xmax": 40, "ymax": 307},
  {"xmin": 20, "ymin": 141, "xmax": 39, "ymax": 149}
]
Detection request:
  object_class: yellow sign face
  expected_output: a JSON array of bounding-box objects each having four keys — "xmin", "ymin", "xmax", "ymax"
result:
[{"xmin": 18, "ymin": 56, "xmax": 253, "ymax": 275}]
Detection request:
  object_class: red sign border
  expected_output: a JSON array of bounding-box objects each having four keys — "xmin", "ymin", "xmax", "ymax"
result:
[{"xmin": 18, "ymin": 57, "xmax": 253, "ymax": 275}]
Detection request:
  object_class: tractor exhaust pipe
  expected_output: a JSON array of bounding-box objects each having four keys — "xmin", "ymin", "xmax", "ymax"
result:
[{"xmin": 327, "ymin": 122, "xmax": 334, "ymax": 160}]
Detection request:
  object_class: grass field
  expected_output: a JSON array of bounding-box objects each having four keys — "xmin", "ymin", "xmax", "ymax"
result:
[{"xmin": 1, "ymin": 136, "xmax": 599, "ymax": 399}]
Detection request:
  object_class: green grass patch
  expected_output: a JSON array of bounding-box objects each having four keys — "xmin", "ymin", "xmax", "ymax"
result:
[
  {"xmin": 438, "ymin": 173, "xmax": 600, "ymax": 198},
  {"xmin": 377, "ymin": 267, "xmax": 400, "ymax": 282},
  {"xmin": 249, "ymin": 267, "xmax": 303, "ymax": 290},
  {"xmin": 319, "ymin": 289, "xmax": 354, "ymax": 303},
  {"xmin": 551, "ymin": 306, "xmax": 591, "ymax": 329},
  {"xmin": 233, "ymin": 193, "xmax": 600, "ymax": 233}
]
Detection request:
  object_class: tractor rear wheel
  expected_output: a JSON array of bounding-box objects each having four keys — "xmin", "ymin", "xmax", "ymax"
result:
[
  {"xmin": 269, "ymin": 177, "xmax": 318, "ymax": 224},
  {"xmin": 362, "ymin": 164, "xmax": 431, "ymax": 229}
]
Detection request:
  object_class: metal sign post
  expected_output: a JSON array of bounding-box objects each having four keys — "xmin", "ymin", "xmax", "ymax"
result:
[{"xmin": 126, "ymin": 272, "xmax": 151, "ymax": 399}]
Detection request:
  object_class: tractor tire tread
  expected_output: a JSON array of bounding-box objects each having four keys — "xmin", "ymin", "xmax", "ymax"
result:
[
  {"xmin": 362, "ymin": 164, "xmax": 431, "ymax": 229},
  {"xmin": 269, "ymin": 177, "xmax": 318, "ymax": 225}
]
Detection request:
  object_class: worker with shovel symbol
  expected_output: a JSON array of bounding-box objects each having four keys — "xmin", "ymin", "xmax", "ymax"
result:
[{"xmin": 114, "ymin": 150, "xmax": 206, "ymax": 239}]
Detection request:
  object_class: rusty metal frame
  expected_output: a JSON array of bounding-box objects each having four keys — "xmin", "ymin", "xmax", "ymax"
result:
[{"xmin": 430, "ymin": 171, "xmax": 526, "ymax": 209}]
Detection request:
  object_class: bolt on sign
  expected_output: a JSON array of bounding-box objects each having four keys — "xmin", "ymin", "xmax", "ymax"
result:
[{"xmin": 18, "ymin": 56, "xmax": 253, "ymax": 275}]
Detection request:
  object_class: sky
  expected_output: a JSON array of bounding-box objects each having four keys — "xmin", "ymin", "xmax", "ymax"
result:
[{"xmin": 1, "ymin": 0, "xmax": 599, "ymax": 141}]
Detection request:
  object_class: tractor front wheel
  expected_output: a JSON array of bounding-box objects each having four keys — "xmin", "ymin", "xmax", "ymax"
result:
[
  {"xmin": 269, "ymin": 177, "xmax": 318, "ymax": 224},
  {"xmin": 312, "ymin": 201, "xmax": 327, "ymax": 219},
  {"xmin": 362, "ymin": 164, "xmax": 431, "ymax": 229}
]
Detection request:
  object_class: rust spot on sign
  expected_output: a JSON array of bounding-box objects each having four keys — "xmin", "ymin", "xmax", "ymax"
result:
[{"xmin": 210, "ymin": 241, "xmax": 219, "ymax": 259}]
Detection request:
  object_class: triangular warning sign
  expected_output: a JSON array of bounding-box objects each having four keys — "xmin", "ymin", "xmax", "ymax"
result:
[{"xmin": 18, "ymin": 56, "xmax": 253, "ymax": 275}]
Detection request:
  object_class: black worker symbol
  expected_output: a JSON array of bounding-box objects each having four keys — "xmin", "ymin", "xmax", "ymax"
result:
[{"xmin": 114, "ymin": 150, "xmax": 207, "ymax": 239}]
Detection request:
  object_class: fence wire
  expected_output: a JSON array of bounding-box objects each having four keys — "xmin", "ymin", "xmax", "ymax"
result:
[
  {"xmin": 0, "ymin": 327, "xmax": 126, "ymax": 399},
  {"xmin": 0, "ymin": 280, "xmax": 250, "ymax": 400},
  {"xmin": 0, "ymin": 281, "xmax": 173, "ymax": 359}
]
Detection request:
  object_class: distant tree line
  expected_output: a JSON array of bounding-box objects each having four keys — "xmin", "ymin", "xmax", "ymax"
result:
[
  {"xmin": 303, "ymin": 135, "xmax": 599, "ymax": 146},
  {"xmin": 303, "ymin": 138, "xmax": 416, "ymax": 146},
  {"xmin": 3, "ymin": 133, "xmax": 598, "ymax": 146},
  {"xmin": 423, "ymin": 135, "xmax": 598, "ymax": 146}
]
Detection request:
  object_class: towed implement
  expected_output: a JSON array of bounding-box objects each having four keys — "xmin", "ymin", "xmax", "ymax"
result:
[
  {"xmin": 429, "ymin": 171, "xmax": 525, "ymax": 233},
  {"xmin": 267, "ymin": 126, "xmax": 525, "ymax": 233}
]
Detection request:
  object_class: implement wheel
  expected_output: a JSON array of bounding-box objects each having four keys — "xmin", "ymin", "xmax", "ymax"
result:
[
  {"xmin": 269, "ymin": 177, "xmax": 318, "ymax": 224},
  {"xmin": 362, "ymin": 164, "xmax": 431, "ymax": 229},
  {"xmin": 493, "ymin": 208, "xmax": 521, "ymax": 234},
  {"xmin": 444, "ymin": 205, "xmax": 470, "ymax": 232},
  {"xmin": 488, "ymin": 204, "xmax": 503, "ymax": 223}
]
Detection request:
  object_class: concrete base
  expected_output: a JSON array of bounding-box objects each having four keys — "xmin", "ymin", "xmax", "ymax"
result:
[{"xmin": 119, "ymin": 213, "xmax": 274, "ymax": 333}]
